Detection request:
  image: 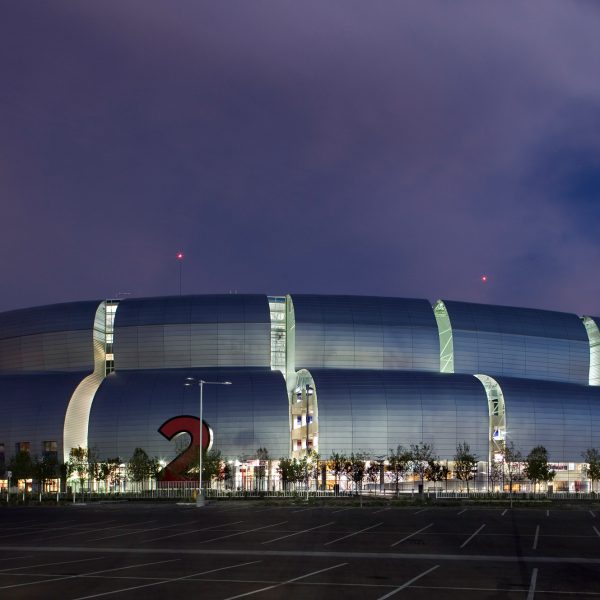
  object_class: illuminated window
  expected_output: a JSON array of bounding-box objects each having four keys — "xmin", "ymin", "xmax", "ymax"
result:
[{"xmin": 15, "ymin": 442, "xmax": 30, "ymax": 454}]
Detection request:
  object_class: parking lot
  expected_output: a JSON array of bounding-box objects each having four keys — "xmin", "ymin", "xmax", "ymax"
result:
[{"xmin": 0, "ymin": 503, "xmax": 599, "ymax": 599}]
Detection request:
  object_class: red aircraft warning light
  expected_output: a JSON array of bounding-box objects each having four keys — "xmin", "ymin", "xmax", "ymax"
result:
[
  {"xmin": 481, "ymin": 275, "xmax": 488, "ymax": 283},
  {"xmin": 176, "ymin": 251, "xmax": 184, "ymax": 260}
]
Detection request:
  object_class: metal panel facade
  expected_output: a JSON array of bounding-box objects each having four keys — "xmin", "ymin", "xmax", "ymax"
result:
[
  {"xmin": 291, "ymin": 295, "xmax": 439, "ymax": 372},
  {"xmin": 0, "ymin": 301, "xmax": 99, "ymax": 373},
  {"xmin": 312, "ymin": 369, "xmax": 488, "ymax": 459},
  {"xmin": 113, "ymin": 295, "xmax": 271, "ymax": 370},
  {"xmin": 0, "ymin": 373, "xmax": 85, "ymax": 461},
  {"xmin": 442, "ymin": 300, "xmax": 589, "ymax": 384},
  {"xmin": 88, "ymin": 369, "xmax": 289, "ymax": 461},
  {"xmin": 494, "ymin": 377, "xmax": 600, "ymax": 462}
]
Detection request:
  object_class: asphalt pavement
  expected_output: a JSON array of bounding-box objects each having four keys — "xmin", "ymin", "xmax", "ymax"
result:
[{"xmin": 0, "ymin": 502, "xmax": 599, "ymax": 599}]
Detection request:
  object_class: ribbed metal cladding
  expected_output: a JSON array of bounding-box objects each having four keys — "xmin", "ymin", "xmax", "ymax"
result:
[
  {"xmin": 0, "ymin": 373, "xmax": 86, "ymax": 460},
  {"xmin": 583, "ymin": 317, "xmax": 600, "ymax": 385},
  {"xmin": 88, "ymin": 369, "xmax": 289, "ymax": 461},
  {"xmin": 441, "ymin": 300, "xmax": 589, "ymax": 385},
  {"xmin": 290, "ymin": 295, "xmax": 439, "ymax": 371},
  {"xmin": 310, "ymin": 369, "xmax": 488, "ymax": 459},
  {"xmin": 493, "ymin": 376, "xmax": 600, "ymax": 462},
  {"xmin": 113, "ymin": 295, "xmax": 271, "ymax": 370},
  {"xmin": 0, "ymin": 301, "xmax": 100, "ymax": 373}
]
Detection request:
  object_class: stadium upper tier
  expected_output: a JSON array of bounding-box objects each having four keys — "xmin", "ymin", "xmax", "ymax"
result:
[{"xmin": 0, "ymin": 294, "xmax": 599, "ymax": 465}]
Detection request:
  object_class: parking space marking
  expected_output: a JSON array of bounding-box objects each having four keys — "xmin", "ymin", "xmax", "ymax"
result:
[
  {"xmin": 331, "ymin": 508, "xmax": 353, "ymax": 514},
  {"xmin": 144, "ymin": 521, "xmax": 245, "ymax": 543},
  {"xmin": 71, "ymin": 560, "xmax": 261, "ymax": 600},
  {"xmin": 0, "ymin": 558, "xmax": 178, "ymax": 590},
  {"xmin": 0, "ymin": 556, "xmax": 104, "ymax": 574},
  {"xmin": 390, "ymin": 523, "xmax": 434, "ymax": 547},
  {"xmin": 373, "ymin": 508, "xmax": 391, "ymax": 514},
  {"xmin": 221, "ymin": 562, "xmax": 347, "ymax": 600},
  {"xmin": 413, "ymin": 508, "xmax": 428, "ymax": 515},
  {"xmin": 0, "ymin": 556, "xmax": 32, "ymax": 563},
  {"xmin": 90, "ymin": 521, "xmax": 196, "ymax": 542},
  {"xmin": 37, "ymin": 520, "xmax": 158, "ymax": 542},
  {"xmin": 460, "ymin": 524, "xmax": 486, "ymax": 549},
  {"xmin": 593, "ymin": 526, "xmax": 600, "ymax": 538},
  {"xmin": 324, "ymin": 522, "xmax": 382, "ymax": 546},
  {"xmin": 200, "ymin": 521, "xmax": 288, "ymax": 544},
  {"xmin": 375, "ymin": 564, "xmax": 440, "ymax": 599},
  {"xmin": 457, "ymin": 509, "xmax": 468, "ymax": 515},
  {"xmin": 291, "ymin": 507, "xmax": 317, "ymax": 514},
  {"xmin": 546, "ymin": 510, "xmax": 549, "ymax": 517},
  {"xmin": 263, "ymin": 522, "xmax": 335, "ymax": 544},
  {"xmin": 527, "ymin": 568, "xmax": 538, "ymax": 600},
  {"xmin": 533, "ymin": 525, "xmax": 540, "ymax": 550},
  {"xmin": 590, "ymin": 511, "xmax": 596, "ymax": 518},
  {"xmin": 0, "ymin": 522, "xmax": 84, "ymax": 540},
  {"xmin": 501, "ymin": 509, "xmax": 508, "ymax": 516}
]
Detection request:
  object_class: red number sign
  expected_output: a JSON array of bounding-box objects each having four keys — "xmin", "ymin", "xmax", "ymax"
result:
[{"xmin": 158, "ymin": 415, "xmax": 212, "ymax": 481}]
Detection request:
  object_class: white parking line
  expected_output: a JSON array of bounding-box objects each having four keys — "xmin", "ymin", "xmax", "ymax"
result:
[
  {"xmin": 324, "ymin": 522, "xmax": 383, "ymax": 546},
  {"xmin": 532, "ymin": 525, "xmax": 540, "ymax": 550},
  {"xmin": 373, "ymin": 508, "xmax": 391, "ymax": 515},
  {"xmin": 0, "ymin": 558, "xmax": 177, "ymax": 590},
  {"xmin": 590, "ymin": 511, "xmax": 596, "ymax": 518},
  {"xmin": 291, "ymin": 507, "xmax": 317, "ymax": 514},
  {"xmin": 457, "ymin": 508, "xmax": 468, "ymax": 515},
  {"xmin": 0, "ymin": 556, "xmax": 32, "ymax": 563},
  {"xmin": 221, "ymin": 562, "xmax": 347, "ymax": 600},
  {"xmin": 331, "ymin": 508, "xmax": 353, "ymax": 514},
  {"xmin": 460, "ymin": 524, "xmax": 486, "ymax": 549},
  {"xmin": 593, "ymin": 526, "xmax": 600, "ymax": 538},
  {"xmin": 200, "ymin": 521, "xmax": 288, "ymax": 544},
  {"xmin": 90, "ymin": 522, "xmax": 196, "ymax": 542},
  {"xmin": 526, "ymin": 568, "xmax": 538, "ymax": 600},
  {"xmin": 546, "ymin": 510, "xmax": 550, "ymax": 517},
  {"xmin": 413, "ymin": 508, "xmax": 428, "ymax": 515},
  {"xmin": 390, "ymin": 523, "xmax": 434, "ymax": 547},
  {"xmin": 501, "ymin": 509, "xmax": 508, "ymax": 516},
  {"xmin": 375, "ymin": 565, "xmax": 440, "ymax": 599},
  {"xmin": 0, "ymin": 556, "xmax": 104, "ymax": 573},
  {"xmin": 144, "ymin": 521, "xmax": 245, "ymax": 543},
  {"xmin": 263, "ymin": 522, "xmax": 335, "ymax": 544},
  {"xmin": 70, "ymin": 560, "xmax": 260, "ymax": 600}
]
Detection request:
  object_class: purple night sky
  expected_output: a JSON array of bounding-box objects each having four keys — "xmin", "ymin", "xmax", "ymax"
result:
[{"xmin": 1, "ymin": 1, "xmax": 599, "ymax": 314}]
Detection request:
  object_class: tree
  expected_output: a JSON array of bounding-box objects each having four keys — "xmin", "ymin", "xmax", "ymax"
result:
[
  {"xmin": 277, "ymin": 457, "xmax": 304, "ymax": 490},
  {"xmin": 8, "ymin": 450, "xmax": 34, "ymax": 484},
  {"xmin": 67, "ymin": 447, "xmax": 89, "ymax": 493},
  {"xmin": 410, "ymin": 443, "xmax": 436, "ymax": 492},
  {"xmin": 387, "ymin": 446, "xmax": 412, "ymax": 496},
  {"xmin": 127, "ymin": 447, "xmax": 159, "ymax": 490},
  {"xmin": 328, "ymin": 452, "xmax": 346, "ymax": 494},
  {"xmin": 33, "ymin": 454, "xmax": 58, "ymax": 495},
  {"xmin": 97, "ymin": 458, "xmax": 121, "ymax": 493},
  {"xmin": 488, "ymin": 460, "xmax": 503, "ymax": 492},
  {"xmin": 582, "ymin": 448, "xmax": 600, "ymax": 494},
  {"xmin": 453, "ymin": 442, "xmax": 478, "ymax": 493},
  {"xmin": 524, "ymin": 446, "xmax": 555, "ymax": 492},
  {"xmin": 256, "ymin": 447, "xmax": 270, "ymax": 490},
  {"xmin": 343, "ymin": 453, "xmax": 367, "ymax": 495},
  {"xmin": 425, "ymin": 459, "xmax": 447, "ymax": 487},
  {"xmin": 366, "ymin": 459, "xmax": 382, "ymax": 492},
  {"xmin": 501, "ymin": 442, "xmax": 522, "ymax": 497},
  {"xmin": 303, "ymin": 449, "xmax": 320, "ymax": 492}
]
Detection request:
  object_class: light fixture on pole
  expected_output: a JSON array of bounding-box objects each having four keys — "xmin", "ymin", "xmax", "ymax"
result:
[{"xmin": 184, "ymin": 377, "xmax": 231, "ymax": 507}]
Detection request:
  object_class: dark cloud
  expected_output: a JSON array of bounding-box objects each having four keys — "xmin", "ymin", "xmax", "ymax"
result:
[{"xmin": 1, "ymin": 1, "xmax": 599, "ymax": 314}]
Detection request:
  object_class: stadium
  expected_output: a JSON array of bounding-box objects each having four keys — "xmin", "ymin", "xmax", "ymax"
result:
[{"xmin": 1, "ymin": 293, "xmax": 600, "ymax": 493}]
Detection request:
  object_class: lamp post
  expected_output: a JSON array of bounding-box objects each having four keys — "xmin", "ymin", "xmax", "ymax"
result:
[{"xmin": 185, "ymin": 378, "xmax": 231, "ymax": 507}]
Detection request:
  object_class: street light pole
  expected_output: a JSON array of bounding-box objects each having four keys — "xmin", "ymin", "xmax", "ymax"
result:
[{"xmin": 185, "ymin": 378, "xmax": 231, "ymax": 507}]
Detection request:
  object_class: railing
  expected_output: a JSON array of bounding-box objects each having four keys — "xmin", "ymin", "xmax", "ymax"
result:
[{"xmin": 436, "ymin": 491, "xmax": 600, "ymax": 500}]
